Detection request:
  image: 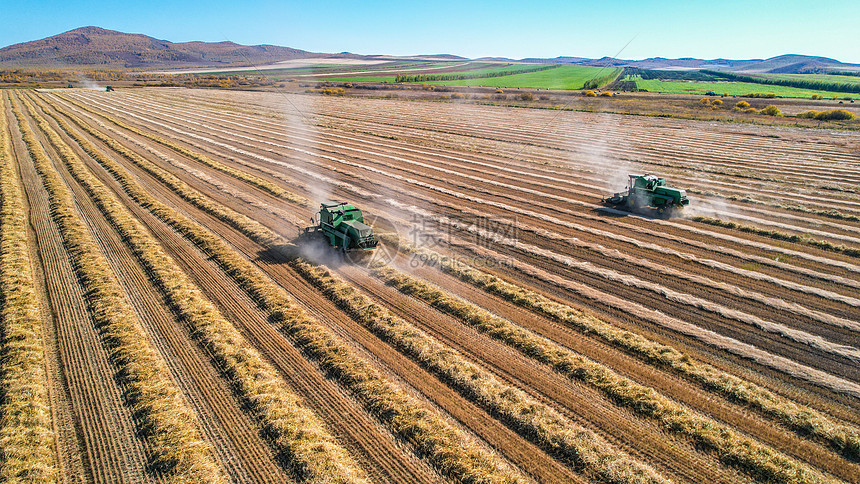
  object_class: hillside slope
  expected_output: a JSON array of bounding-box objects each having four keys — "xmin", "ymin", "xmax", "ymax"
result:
[{"xmin": 0, "ymin": 26, "xmax": 314, "ymax": 69}]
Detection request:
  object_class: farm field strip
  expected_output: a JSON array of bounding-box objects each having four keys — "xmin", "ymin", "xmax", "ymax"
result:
[
  {"xmin": 45, "ymin": 92, "xmax": 780, "ymax": 482},
  {"xmin": 114, "ymin": 91, "xmax": 860, "ymax": 227},
  {"xmin": 286, "ymin": 98, "xmax": 860, "ymax": 177},
  {"xmin": 397, "ymin": 192, "xmax": 859, "ymax": 330},
  {"xmin": 75, "ymin": 89, "xmax": 860, "ymax": 414},
  {"xmin": 84, "ymin": 89, "xmax": 860, "ymax": 250},
  {"xmin": 84, "ymin": 91, "xmax": 860, "ymax": 272},
  {"xmin": 62, "ymin": 93, "xmax": 860, "ymax": 394},
  {"xmin": 11, "ymin": 92, "xmax": 226, "ymax": 483},
  {"xmin": 48, "ymin": 94, "xmax": 832, "ymax": 484},
  {"xmin": 23, "ymin": 92, "xmax": 369, "ymax": 483},
  {"xmin": 25, "ymin": 95, "xmax": 296, "ymax": 483},
  {"xmin": 146, "ymin": 88, "xmax": 860, "ymax": 168},
  {"xmin": 26, "ymin": 88, "xmax": 860, "ymax": 483},
  {"xmin": 380, "ymin": 199, "xmax": 859, "ymax": 366},
  {"xmin": 55, "ymin": 91, "xmax": 860, "ymax": 476},
  {"xmin": 416, "ymin": 222, "xmax": 860, "ymax": 398},
  {"xmin": 8, "ymin": 94, "xmax": 154, "ymax": 484},
  {"xmin": 98, "ymin": 89, "xmax": 860, "ymax": 188},
  {"xmin": 106, "ymin": 95, "xmax": 860, "ymax": 302},
  {"xmin": 70, "ymin": 92, "xmax": 856, "ymax": 356},
  {"xmin": 375, "ymin": 234, "xmax": 860, "ymax": 468},
  {"xmin": 148, "ymin": 90, "xmax": 860, "ymax": 205},
  {"xmin": 141, "ymin": 90, "xmax": 860, "ymax": 223},
  {"xmin": 69, "ymin": 93, "xmax": 860, "ymax": 306},
  {"xmin": 31, "ymin": 95, "xmax": 449, "ymax": 484},
  {"xmin": 85, "ymin": 99, "xmax": 860, "ymax": 357},
  {"xmin": 37, "ymin": 94, "xmax": 536, "ymax": 484},
  {"xmin": 0, "ymin": 94, "xmax": 58, "ymax": 483},
  {"xmin": 291, "ymin": 260, "xmax": 676, "ymax": 484},
  {"xmin": 47, "ymin": 93, "xmax": 825, "ymax": 484},
  {"xmin": 359, "ymin": 257, "xmax": 850, "ymax": 482}
]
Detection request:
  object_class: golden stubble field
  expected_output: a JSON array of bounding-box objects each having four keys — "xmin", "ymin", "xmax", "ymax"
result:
[{"xmin": 1, "ymin": 86, "xmax": 858, "ymax": 484}]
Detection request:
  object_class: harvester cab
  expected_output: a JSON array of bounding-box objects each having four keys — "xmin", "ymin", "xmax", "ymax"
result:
[
  {"xmin": 301, "ymin": 202, "xmax": 378, "ymax": 252},
  {"xmin": 603, "ymin": 174, "xmax": 689, "ymax": 215}
]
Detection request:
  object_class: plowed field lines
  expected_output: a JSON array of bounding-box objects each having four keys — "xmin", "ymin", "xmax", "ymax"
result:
[
  {"xmin": 13, "ymin": 87, "xmax": 859, "ymax": 483},
  {"xmin": 9, "ymin": 95, "xmax": 155, "ymax": 484},
  {"xmin": 57, "ymin": 93, "xmax": 856, "ymax": 480},
  {"xmin": 28, "ymin": 101, "xmax": 293, "ymax": 482},
  {"xmin": 73, "ymin": 95, "xmax": 858, "ymax": 384},
  {"xmin": 55, "ymin": 91, "xmax": 860, "ymax": 412},
  {"xmin": 71, "ymin": 132, "xmax": 583, "ymax": 483},
  {"xmin": 34, "ymin": 96, "xmax": 444, "ymax": 484}
]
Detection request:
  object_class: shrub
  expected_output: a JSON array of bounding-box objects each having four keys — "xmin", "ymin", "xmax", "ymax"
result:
[
  {"xmin": 584, "ymin": 90, "xmax": 597, "ymax": 97},
  {"xmin": 599, "ymin": 91, "xmax": 613, "ymax": 97},
  {"xmin": 745, "ymin": 92, "xmax": 776, "ymax": 98},
  {"xmin": 495, "ymin": 89, "xmax": 504, "ymax": 93},
  {"xmin": 699, "ymin": 98, "xmax": 710, "ymax": 105},
  {"xmin": 712, "ymin": 99, "xmax": 723, "ymax": 106},
  {"xmin": 744, "ymin": 107, "xmax": 758, "ymax": 114},
  {"xmin": 450, "ymin": 92, "xmax": 465, "ymax": 99},
  {"xmin": 796, "ymin": 110, "xmax": 821, "ymax": 119},
  {"xmin": 519, "ymin": 92, "xmax": 536, "ymax": 101},
  {"xmin": 736, "ymin": 100, "xmax": 750, "ymax": 108},
  {"xmin": 815, "ymin": 109, "xmax": 856, "ymax": 121},
  {"xmin": 760, "ymin": 105, "xmax": 782, "ymax": 116},
  {"xmin": 811, "ymin": 94, "xmax": 823, "ymax": 100},
  {"xmin": 539, "ymin": 94, "xmax": 550, "ymax": 100}
]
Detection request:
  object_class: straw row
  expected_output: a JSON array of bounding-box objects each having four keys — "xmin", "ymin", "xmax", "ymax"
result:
[
  {"xmin": 14, "ymin": 93, "xmax": 225, "ymax": 483},
  {"xmin": 291, "ymin": 258, "xmax": 669, "ymax": 484},
  {"xmin": 37, "ymin": 93, "xmax": 524, "ymax": 484},
  {"xmin": 379, "ymin": 233, "xmax": 860, "ymax": 462},
  {"xmin": 25, "ymin": 92, "xmax": 368, "ymax": 484},
  {"xmin": 0, "ymin": 93, "xmax": 58, "ymax": 483}
]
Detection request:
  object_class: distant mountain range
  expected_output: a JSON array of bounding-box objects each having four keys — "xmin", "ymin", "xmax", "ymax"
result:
[
  {"xmin": 506, "ymin": 54, "xmax": 860, "ymax": 73},
  {"xmin": 1, "ymin": 26, "xmax": 858, "ymax": 74},
  {"xmin": 0, "ymin": 26, "xmax": 316, "ymax": 69}
]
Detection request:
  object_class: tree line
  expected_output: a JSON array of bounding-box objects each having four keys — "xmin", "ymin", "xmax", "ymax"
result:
[{"xmin": 701, "ymin": 70, "xmax": 860, "ymax": 94}]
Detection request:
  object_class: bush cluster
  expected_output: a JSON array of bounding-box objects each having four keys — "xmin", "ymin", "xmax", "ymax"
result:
[{"xmin": 797, "ymin": 109, "xmax": 856, "ymax": 121}]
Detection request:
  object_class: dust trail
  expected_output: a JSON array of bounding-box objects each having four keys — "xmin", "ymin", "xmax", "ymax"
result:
[{"xmin": 79, "ymin": 91, "xmax": 851, "ymax": 296}]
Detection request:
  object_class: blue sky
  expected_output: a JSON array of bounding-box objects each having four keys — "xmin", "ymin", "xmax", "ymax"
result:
[{"xmin": 4, "ymin": 0, "xmax": 860, "ymax": 63}]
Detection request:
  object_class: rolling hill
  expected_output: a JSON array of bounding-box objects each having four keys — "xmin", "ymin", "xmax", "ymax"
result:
[
  {"xmin": 1, "ymin": 27, "xmax": 858, "ymax": 74},
  {"xmin": 0, "ymin": 26, "xmax": 316, "ymax": 69}
]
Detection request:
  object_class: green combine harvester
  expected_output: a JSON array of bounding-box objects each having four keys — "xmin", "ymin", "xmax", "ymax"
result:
[
  {"xmin": 300, "ymin": 202, "xmax": 378, "ymax": 252},
  {"xmin": 603, "ymin": 174, "xmax": 689, "ymax": 215}
]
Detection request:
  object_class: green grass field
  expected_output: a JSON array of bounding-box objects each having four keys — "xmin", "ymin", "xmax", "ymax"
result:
[
  {"xmin": 421, "ymin": 66, "xmax": 620, "ymax": 90},
  {"xmin": 631, "ymin": 76, "xmax": 858, "ymax": 98},
  {"xmin": 320, "ymin": 65, "xmax": 618, "ymax": 89}
]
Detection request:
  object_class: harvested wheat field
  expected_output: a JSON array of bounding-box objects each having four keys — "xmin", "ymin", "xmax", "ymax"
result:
[{"xmin": 1, "ymin": 86, "xmax": 859, "ymax": 484}]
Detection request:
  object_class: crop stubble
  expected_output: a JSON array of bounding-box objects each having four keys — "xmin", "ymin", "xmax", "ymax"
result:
[{"xmin": 6, "ymin": 87, "xmax": 859, "ymax": 483}]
